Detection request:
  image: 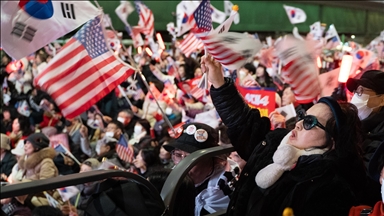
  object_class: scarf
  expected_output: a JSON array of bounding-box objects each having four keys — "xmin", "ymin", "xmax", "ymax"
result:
[{"xmin": 255, "ymin": 132, "xmax": 328, "ymax": 189}]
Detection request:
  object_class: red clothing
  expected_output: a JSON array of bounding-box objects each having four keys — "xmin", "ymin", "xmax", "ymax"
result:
[
  {"xmin": 349, "ymin": 201, "xmax": 384, "ymax": 216},
  {"xmin": 39, "ymin": 113, "xmax": 61, "ymax": 129},
  {"xmin": 5, "ymin": 131, "xmax": 28, "ymax": 149}
]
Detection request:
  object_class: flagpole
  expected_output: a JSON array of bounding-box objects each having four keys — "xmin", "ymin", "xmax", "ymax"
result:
[
  {"xmin": 98, "ymin": 8, "xmax": 176, "ymax": 135},
  {"xmin": 136, "ymin": 71, "xmax": 176, "ymax": 134}
]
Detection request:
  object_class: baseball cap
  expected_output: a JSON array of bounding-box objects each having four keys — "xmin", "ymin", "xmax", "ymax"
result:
[
  {"xmin": 163, "ymin": 123, "xmax": 218, "ymax": 153},
  {"xmin": 346, "ymin": 70, "xmax": 384, "ymax": 94}
]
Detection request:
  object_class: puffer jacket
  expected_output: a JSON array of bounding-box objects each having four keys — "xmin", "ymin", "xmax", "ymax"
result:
[
  {"xmin": 210, "ymin": 78, "xmax": 364, "ymax": 216},
  {"xmin": 18, "ymin": 147, "xmax": 58, "ymax": 181},
  {"xmin": 16, "ymin": 147, "xmax": 60, "ymax": 207}
]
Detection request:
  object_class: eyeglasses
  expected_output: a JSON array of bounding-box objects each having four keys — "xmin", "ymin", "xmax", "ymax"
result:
[
  {"xmin": 171, "ymin": 150, "xmax": 189, "ymax": 164},
  {"xmin": 297, "ymin": 111, "xmax": 327, "ymax": 131}
]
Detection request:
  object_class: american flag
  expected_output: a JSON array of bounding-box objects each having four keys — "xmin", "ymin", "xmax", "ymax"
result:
[
  {"xmin": 134, "ymin": 1, "xmax": 154, "ymax": 39},
  {"xmin": 190, "ymin": 86, "xmax": 205, "ymax": 99},
  {"xmin": 178, "ymin": 32, "xmax": 204, "ymax": 57},
  {"xmin": 166, "ymin": 56, "xmax": 180, "ymax": 80},
  {"xmin": 116, "ymin": 134, "xmax": 134, "ymax": 164},
  {"xmin": 277, "ymin": 36, "xmax": 320, "ymax": 103},
  {"xmin": 198, "ymin": 33, "xmax": 255, "ymax": 70},
  {"xmin": 126, "ymin": 25, "xmax": 144, "ymax": 48},
  {"xmin": 192, "ymin": 1, "xmax": 254, "ymax": 70},
  {"xmin": 192, "ymin": 0, "xmax": 212, "ymax": 32},
  {"xmin": 34, "ymin": 16, "xmax": 135, "ymax": 118}
]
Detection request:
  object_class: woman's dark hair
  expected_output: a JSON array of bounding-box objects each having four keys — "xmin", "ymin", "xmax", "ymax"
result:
[
  {"xmin": 110, "ymin": 120, "xmax": 125, "ymax": 133},
  {"xmin": 323, "ymin": 102, "xmax": 363, "ymax": 158},
  {"xmin": 95, "ymin": 113, "xmax": 107, "ymax": 128},
  {"xmin": 16, "ymin": 115, "xmax": 33, "ymax": 136},
  {"xmin": 147, "ymin": 169, "xmax": 195, "ymax": 216},
  {"xmin": 322, "ymin": 101, "xmax": 366, "ymax": 200},
  {"xmin": 136, "ymin": 119, "xmax": 151, "ymax": 135},
  {"xmin": 105, "ymin": 141, "xmax": 116, "ymax": 151},
  {"xmin": 140, "ymin": 148, "xmax": 161, "ymax": 168},
  {"xmin": 243, "ymin": 63, "xmax": 256, "ymax": 75},
  {"xmin": 35, "ymin": 51, "xmax": 48, "ymax": 63}
]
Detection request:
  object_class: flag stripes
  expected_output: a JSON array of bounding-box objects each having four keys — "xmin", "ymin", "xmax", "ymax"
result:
[
  {"xmin": 282, "ymin": 59, "xmax": 320, "ymax": 103},
  {"xmin": 179, "ymin": 32, "xmax": 204, "ymax": 57},
  {"xmin": 135, "ymin": 1, "xmax": 154, "ymax": 38},
  {"xmin": 34, "ymin": 17, "xmax": 135, "ymax": 118}
]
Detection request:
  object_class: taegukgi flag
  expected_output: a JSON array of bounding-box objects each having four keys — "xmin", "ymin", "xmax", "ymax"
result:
[
  {"xmin": 1, "ymin": 0, "xmax": 100, "ymax": 60},
  {"xmin": 283, "ymin": 5, "xmax": 307, "ymax": 24}
]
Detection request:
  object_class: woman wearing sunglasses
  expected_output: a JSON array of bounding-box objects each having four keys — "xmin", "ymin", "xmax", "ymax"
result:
[{"xmin": 201, "ymin": 54, "xmax": 367, "ymax": 216}]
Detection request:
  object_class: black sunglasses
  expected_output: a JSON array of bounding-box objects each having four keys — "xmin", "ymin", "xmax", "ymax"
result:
[{"xmin": 297, "ymin": 111, "xmax": 327, "ymax": 131}]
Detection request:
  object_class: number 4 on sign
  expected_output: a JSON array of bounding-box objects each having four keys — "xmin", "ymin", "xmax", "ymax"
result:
[{"xmin": 244, "ymin": 93, "xmax": 269, "ymax": 106}]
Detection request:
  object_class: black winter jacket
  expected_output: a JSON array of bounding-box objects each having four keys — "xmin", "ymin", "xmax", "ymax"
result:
[{"xmin": 211, "ymin": 78, "xmax": 363, "ymax": 216}]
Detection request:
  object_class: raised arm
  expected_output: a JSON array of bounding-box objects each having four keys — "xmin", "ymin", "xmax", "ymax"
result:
[{"xmin": 202, "ymin": 55, "xmax": 271, "ymax": 161}]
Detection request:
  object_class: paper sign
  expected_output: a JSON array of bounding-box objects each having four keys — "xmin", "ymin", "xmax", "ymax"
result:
[
  {"xmin": 237, "ymin": 86, "xmax": 276, "ymax": 117},
  {"xmin": 275, "ymin": 103, "xmax": 296, "ymax": 120}
]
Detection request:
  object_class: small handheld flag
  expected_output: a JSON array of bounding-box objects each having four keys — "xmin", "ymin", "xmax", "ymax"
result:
[{"xmin": 283, "ymin": 5, "xmax": 307, "ymax": 24}]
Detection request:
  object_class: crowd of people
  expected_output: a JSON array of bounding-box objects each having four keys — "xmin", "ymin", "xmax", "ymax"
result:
[{"xmin": 1, "ymin": 32, "xmax": 384, "ymax": 216}]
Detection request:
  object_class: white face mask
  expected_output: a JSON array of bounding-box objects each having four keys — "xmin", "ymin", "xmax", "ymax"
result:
[
  {"xmin": 95, "ymin": 141, "xmax": 102, "ymax": 155},
  {"xmin": 350, "ymin": 93, "xmax": 373, "ymax": 120},
  {"xmin": 253, "ymin": 60, "xmax": 259, "ymax": 68},
  {"xmin": 117, "ymin": 117, "xmax": 126, "ymax": 124},
  {"xmin": 165, "ymin": 107, "xmax": 173, "ymax": 116},
  {"xmin": 238, "ymin": 70, "xmax": 247, "ymax": 79},
  {"xmin": 87, "ymin": 119, "xmax": 100, "ymax": 129},
  {"xmin": 134, "ymin": 125, "xmax": 143, "ymax": 135},
  {"xmin": 105, "ymin": 131, "xmax": 114, "ymax": 138}
]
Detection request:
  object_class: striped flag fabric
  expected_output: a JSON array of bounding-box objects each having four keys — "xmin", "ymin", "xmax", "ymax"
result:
[
  {"xmin": 190, "ymin": 86, "xmax": 205, "ymax": 99},
  {"xmin": 166, "ymin": 56, "xmax": 180, "ymax": 80},
  {"xmin": 178, "ymin": 32, "xmax": 204, "ymax": 57},
  {"xmin": 126, "ymin": 25, "xmax": 144, "ymax": 48},
  {"xmin": 192, "ymin": 2, "xmax": 260, "ymax": 71},
  {"xmin": 34, "ymin": 16, "xmax": 135, "ymax": 118},
  {"xmin": 134, "ymin": 1, "xmax": 154, "ymax": 39},
  {"xmin": 198, "ymin": 32, "xmax": 262, "ymax": 70},
  {"xmin": 116, "ymin": 134, "xmax": 134, "ymax": 163},
  {"xmin": 275, "ymin": 35, "xmax": 320, "ymax": 103}
]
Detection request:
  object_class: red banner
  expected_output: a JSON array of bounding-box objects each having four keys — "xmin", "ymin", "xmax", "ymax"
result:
[{"xmin": 236, "ymin": 86, "xmax": 276, "ymax": 117}]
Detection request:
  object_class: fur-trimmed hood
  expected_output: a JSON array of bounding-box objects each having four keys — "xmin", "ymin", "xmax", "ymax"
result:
[{"xmin": 18, "ymin": 147, "xmax": 56, "ymax": 170}]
